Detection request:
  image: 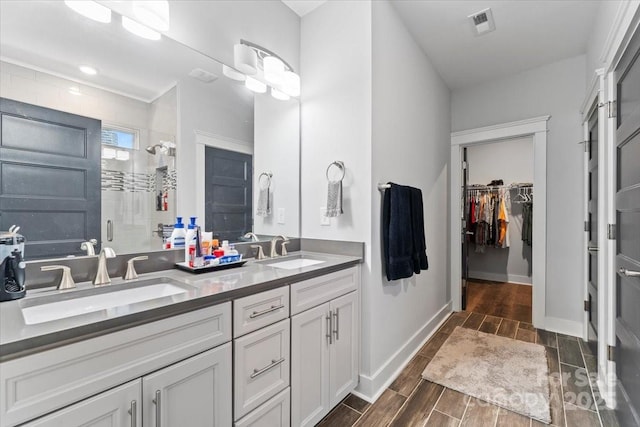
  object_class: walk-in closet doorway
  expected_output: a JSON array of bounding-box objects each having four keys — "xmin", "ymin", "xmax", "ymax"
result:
[{"xmin": 450, "ymin": 116, "xmax": 549, "ymax": 328}]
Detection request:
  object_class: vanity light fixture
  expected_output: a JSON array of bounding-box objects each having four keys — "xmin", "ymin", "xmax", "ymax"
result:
[
  {"xmin": 271, "ymin": 87, "xmax": 290, "ymax": 101},
  {"xmin": 64, "ymin": 0, "xmax": 111, "ymax": 23},
  {"xmin": 222, "ymin": 65, "xmax": 246, "ymax": 82},
  {"xmin": 132, "ymin": 0, "xmax": 170, "ymax": 32},
  {"xmin": 245, "ymin": 76, "xmax": 267, "ymax": 93},
  {"xmin": 122, "ymin": 16, "xmax": 161, "ymax": 41},
  {"xmin": 229, "ymin": 39, "xmax": 301, "ymax": 99},
  {"xmin": 79, "ymin": 65, "xmax": 97, "ymax": 75}
]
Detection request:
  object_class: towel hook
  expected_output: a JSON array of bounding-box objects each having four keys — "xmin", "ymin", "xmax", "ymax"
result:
[
  {"xmin": 258, "ymin": 172, "xmax": 272, "ymax": 189},
  {"xmin": 326, "ymin": 161, "xmax": 345, "ymax": 181}
]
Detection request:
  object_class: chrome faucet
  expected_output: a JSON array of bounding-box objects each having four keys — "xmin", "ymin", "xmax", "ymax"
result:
[
  {"xmin": 123, "ymin": 256, "xmax": 148, "ymax": 280},
  {"xmin": 93, "ymin": 247, "xmax": 116, "ymax": 286},
  {"xmin": 41, "ymin": 265, "xmax": 76, "ymax": 290},
  {"xmin": 269, "ymin": 235, "xmax": 289, "ymax": 258},
  {"xmin": 80, "ymin": 239, "xmax": 97, "ymax": 256},
  {"xmin": 244, "ymin": 232, "xmax": 259, "ymax": 242}
]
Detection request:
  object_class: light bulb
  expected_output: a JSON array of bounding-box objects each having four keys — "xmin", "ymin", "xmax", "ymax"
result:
[
  {"xmin": 222, "ymin": 65, "xmax": 246, "ymax": 82},
  {"xmin": 264, "ymin": 56, "xmax": 285, "ymax": 85},
  {"xmin": 245, "ymin": 76, "xmax": 267, "ymax": 93}
]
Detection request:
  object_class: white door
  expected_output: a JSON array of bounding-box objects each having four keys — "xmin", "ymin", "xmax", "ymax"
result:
[
  {"xmin": 142, "ymin": 343, "xmax": 232, "ymax": 427},
  {"xmin": 329, "ymin": 291, "xmax": 359, "ymax": 407},
  {"xmin": 23, "ymin": 380, "xmax": 141, "ymax": 427},
  {"xmin": 291, "ymin": 302, "xmax": 330, "ymax": 427}
]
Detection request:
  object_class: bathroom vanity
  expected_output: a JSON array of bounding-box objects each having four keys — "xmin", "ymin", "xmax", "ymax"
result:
[{"xmin": 0, "ymin": 251, "xmax": 362, "ymax": 427}]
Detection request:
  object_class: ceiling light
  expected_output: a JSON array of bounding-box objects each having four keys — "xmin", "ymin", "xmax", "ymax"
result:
[
  {"xmin": 222, "ymin": 65, "xmax": 246, "ymax": 82},
  {"xmin": 282, "ymin": 71, "xmax": 300, "ymax": 97},
  {"xmin": 68, "ymin": 86, "xmax": 82, "ymax": 96},
  {"xmin": 245, "ymin": 76, "xmax": 266, "ymax": 93},
  {"xmin": 234, "ymin": 44, "xmax": 258, "ymax": 75},
  {"xmin": 79, "ymin": 65, "xmax": 97, "ymax": 75},
  {"xmin": 271, "ymin": 87, "xmax": 290, "ymax": 101},
  {"xmin": 264, "ymin": 56, "xmax": 285, "ymax": 85},
  {"xmin": 132, "ymin": 0, "xmax": 170, "ymax": 32},
  {"xmin": 64, "ymin": 0, "xmax": 112, "ymax": 23},
  {"xmin": 122, "ymin": 16, "xmax": 161, "ymax": 41}
]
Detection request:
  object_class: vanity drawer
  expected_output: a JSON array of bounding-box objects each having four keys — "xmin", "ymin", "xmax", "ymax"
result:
[
  {"xmin": 233, "ymin": 286, "xmax": 289, "ymax": 337},
  {"xmin": 235, "ymin": 387, "xmax": 290, "ymax": 427},
  {"xmin": 290, "ymin": 266, "xmax": 359, "ymax": 315},
  {"xmin": 234, "ymin": 318, "xmax": 290, "ymax": 420},
  {"xmin": 0, "ymin": 302, "xmax": 231, "ymax": 427}
]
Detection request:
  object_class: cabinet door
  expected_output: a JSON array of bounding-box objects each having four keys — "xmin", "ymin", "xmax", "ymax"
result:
[
  {"xmin": 234, "ymin": 387, "xmax": 290, "ymax": 427},
  {"xmin": 142, "ymin": 343, "xmax": 232, "ymax": 427},
  {"xmin": 291, "ymin": 303, "xmax": 330, "ymax": 427},
  {"xmin": 329, "ymin": 291, "xmax": 359, "ymax": 407},
  {"xmin": 23, "ymin": 379, "xmax": 141, "ymax": 427}
]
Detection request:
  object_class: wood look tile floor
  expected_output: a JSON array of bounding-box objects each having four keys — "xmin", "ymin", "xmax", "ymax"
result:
[
  {"xmin": 466, "ymin": 280, "xmax": 533, "ymax": 323},
  {"xmin": 316, "ymin": 312, "xmax": 619, "ymax": 427}
]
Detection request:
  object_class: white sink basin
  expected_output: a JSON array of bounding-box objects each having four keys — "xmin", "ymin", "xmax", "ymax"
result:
[
  {"xmin": 267, "ymin": 258, "xmax": 325, "ymax": 270},
  {"xmin": 22, "ymin": 283, "xmax": 188, "ymax": 325}
]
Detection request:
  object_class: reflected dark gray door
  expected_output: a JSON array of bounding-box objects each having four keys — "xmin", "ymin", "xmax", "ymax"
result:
[
  {"xmin": 614, "ymin": 28, "xmax": 640, "ymax": 427},
  {"xmin": 587, "ymin": 103, "xmax": 599, "ymax": 359},
  {"xmin": 204, "ymin": 147, "xmax": 252, "ymax": 242},
  {"xmin": 0, "ymin": 98, "xmax": 101, "ymax": 259}
]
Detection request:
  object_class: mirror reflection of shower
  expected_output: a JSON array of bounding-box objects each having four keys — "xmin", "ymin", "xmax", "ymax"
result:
[{"xmin": 145, "ymin": 140, "xmax": 176, "ymax": 156}]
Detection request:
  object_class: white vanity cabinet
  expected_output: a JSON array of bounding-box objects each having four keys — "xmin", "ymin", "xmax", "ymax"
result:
[
  {"xmin": 1, "ymin": 303, "xmax": 232, "ymax": 427},
  {"xmin": 290, "ymin": 267, "xmax": 360, "ymax": 427}
]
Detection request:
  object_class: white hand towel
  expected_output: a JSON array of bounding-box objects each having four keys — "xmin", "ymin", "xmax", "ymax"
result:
[
  {"xmin": 256, "ymin": 187, "xmax": 271, "ymax": 217},
  {"xmin": 325, "ymin": 180, "xmax": 343, "ymax": 217}
]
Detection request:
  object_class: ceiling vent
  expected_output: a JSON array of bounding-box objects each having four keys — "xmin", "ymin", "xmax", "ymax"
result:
[
  {"xmin": 468, "ymin": 8, "xmax": 496, "ymax": 36},
  {"xmin": 188, "ymin": 68, "xmax": 218, "ymax": 83}
]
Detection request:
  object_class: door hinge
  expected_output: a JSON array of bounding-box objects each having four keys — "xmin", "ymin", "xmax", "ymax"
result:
[
  {"xmin": 584, "ymin": 300, "xmax": 591, "ymax": 312},
  {"xmin": 584, "ymin": 140, "xmax": 590, "ymax": 153},
  {"xmin": 608, "ymin": 224, "xmax": 616, "ymax": 240},
  {"xmin": 608, "ymin": 345, "xmax": 615, "ymax": 361},
  {"xmin": 584, "ymin": 221, "xmax": 590, "ymax": 232},
  {"xmin": 599, "ymin": 101, "xmax": 617, "ymax": 118}
]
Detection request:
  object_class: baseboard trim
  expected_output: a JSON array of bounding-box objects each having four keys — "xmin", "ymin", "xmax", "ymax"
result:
[
  {"xmin": 468, "ymin": 271, "xmax": 532, "ymax": 285},
  {"xmin": 544, "ymin": 316, "xmax": 583, "ymax": 337},
  {"xmin": 354, "ymin": 301, "xmax": 452, "ymax": 402}
]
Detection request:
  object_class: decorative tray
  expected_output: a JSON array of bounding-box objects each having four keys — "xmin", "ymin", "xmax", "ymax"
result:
[{"xmin": 175, "ymin": 260, "xmax": 247, "ymax": 274}]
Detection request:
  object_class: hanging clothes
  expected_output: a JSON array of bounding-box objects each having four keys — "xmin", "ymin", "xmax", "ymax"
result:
[
  {"xmin": 497, "ymin": 190, "xmax": 510, "ymax": 248},
  {"xmin": 522, "ymin": 202, "xmax": 533, "ymax": 246}
]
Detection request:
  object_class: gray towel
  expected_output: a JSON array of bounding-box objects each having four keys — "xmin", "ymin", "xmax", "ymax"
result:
[
  {"xmin": 256, "ymin": 187, "xmax": 271, "ymax": 217},
  {"xmin": 326, "ymin": 180, "xmax": 343, "ymax": 217}
]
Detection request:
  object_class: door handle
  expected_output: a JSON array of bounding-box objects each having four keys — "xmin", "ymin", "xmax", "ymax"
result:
[
  {"xmin": 587, "ymin": 246, "xmax": 598, "ymax": 253},
  {"xmin": 619, "ymin": 268, "xmax": 640, "ymax": 278},
  {"xmin": 107, "ymin": 219, "xmax": 114, "ymax": 242},
  {"xmin": 250, "ymin": 357, "xmax": 286, "ymax": 379},
  {"xmin": 249, "ymin": 304, "xmax": 285, "ymax": 319},
  {"xmin": 128, "ymin": 400, "xmax": 137, "ymax": 427},
  {"xmin": 326, "ymin": 311, "xmax": 333, "ymax": 345},
  {"xmin": 333, "ymin": 308, "xmax": 339, "ymax": 341},
  {"xmin": 153, "ymin": 390, "xmax": 161, "ymax": 427}
]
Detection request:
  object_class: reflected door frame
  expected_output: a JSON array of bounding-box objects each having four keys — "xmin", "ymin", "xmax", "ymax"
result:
[{"xmin": 450, "ymin": 116, "xmax": 549, "ymax": 328}]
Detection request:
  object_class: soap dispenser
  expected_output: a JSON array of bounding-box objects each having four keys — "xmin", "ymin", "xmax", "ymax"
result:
[
  {"xmin": 184, "ymin": 217, "xmax": 198, "ymax": 263},
  {"xmin": 169, "ymin": 217, "xmax": 186, "ymax": 249}
]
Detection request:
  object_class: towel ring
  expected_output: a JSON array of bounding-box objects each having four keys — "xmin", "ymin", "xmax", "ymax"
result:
[
  {"xmin": 258, "ymin": 172, "xmax": 272, "ymax": 189},
  {"xmin": 326, "ymin": 161, "xmax": 345, "ymax": 181}
]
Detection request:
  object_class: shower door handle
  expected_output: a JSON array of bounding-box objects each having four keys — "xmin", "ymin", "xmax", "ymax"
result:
[{"xmin": 107, "ymin": 219, "xmax": 113, "ymax": 242}]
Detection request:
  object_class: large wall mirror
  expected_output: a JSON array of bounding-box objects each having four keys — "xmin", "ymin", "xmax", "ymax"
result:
[{"xmin": 0, "ymin": 1, "xmax": 300, "ymax": 260}]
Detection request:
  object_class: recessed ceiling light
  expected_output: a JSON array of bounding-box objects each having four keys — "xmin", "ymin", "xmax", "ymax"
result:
[
  {"xmin": 79, "ymin": 65, "xmax": 97, "ymax": 75},
  {"xmin": 64, "ymin": 1, "xmax": 112, "ymax": 23},
  {"xmin": 122, "ymin": 16, "xmax": 161, "ymax": 41},
  {"xmin": 69, "ymin": 86, "xmax": 82, "ymax": 96}
]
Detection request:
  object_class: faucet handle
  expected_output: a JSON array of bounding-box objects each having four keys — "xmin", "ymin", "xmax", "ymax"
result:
[
  {"xmin": 124, "ymin": 256, "xmax": 149, "ymax": 280},
  {"xmin": 250, "ymin": 245, "xmax": 265, "ymax": 260},
  {"xmin": 41, "ymin": 265, "xmax": 76, "ymax": 290},
  {"xmin": 281, "ymin": 241, "xmax": 289, "ymax": 256}
]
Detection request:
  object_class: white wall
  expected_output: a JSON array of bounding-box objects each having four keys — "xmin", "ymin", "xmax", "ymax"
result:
[
  {"xmin": 253, "ymin": 95, "xmax": 300, "ymax": 237},
  {"xmin": 301, "ymin": 0, "xmax": 451, "ymax": 400},
  {"xmin": 452, "ymin": 54, "xmax": 586, "ymax": 330},
  {"xmin": 466, "ymin": 137, "xmax": 533, "ymax": 285},
  {"xmin": 300, "ymin": 0, "xmax": 372, "ymax": 243}
]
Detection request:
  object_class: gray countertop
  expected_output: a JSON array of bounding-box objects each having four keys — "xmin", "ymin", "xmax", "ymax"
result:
[{"xmin": 0, "ymin": 251, "xmax": 361, "ymax": 361}]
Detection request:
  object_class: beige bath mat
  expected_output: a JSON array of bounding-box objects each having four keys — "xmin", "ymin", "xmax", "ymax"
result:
[{"xmin": 422, "ymin": 326, "xmax": 551, "ymax": 424}]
